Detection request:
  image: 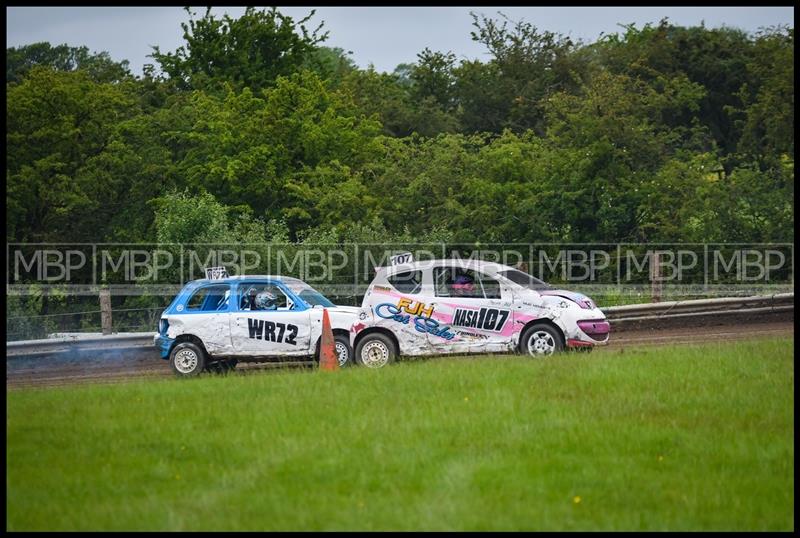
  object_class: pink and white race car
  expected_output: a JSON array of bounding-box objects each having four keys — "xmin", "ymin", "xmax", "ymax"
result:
[{"xmin": 350, "ymin": 255, "xmax": 610, "ymax": 368}]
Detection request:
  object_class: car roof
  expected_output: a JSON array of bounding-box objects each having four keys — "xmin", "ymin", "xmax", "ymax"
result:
[
  {"xmin": 377, "ymin": 258, "xmax": 517, "ymax": 276},
  {"xmin": 185, "ymin": 275, "xmax": 305, "ymax": 286}
]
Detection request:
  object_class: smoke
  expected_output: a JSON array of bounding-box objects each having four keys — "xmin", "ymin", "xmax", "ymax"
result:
[
  {"xmin": 6, "ymin": 346, "xmax": 167, "ymax": 386},
  {"xmin": 6, "ymin": 346, "xmax": 317, "ymax": 387}
]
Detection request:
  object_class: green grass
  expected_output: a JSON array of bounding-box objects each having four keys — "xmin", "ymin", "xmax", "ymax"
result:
[{"xmin": 6, "ymin": 338, "xmax": 794, "ymax": 531}]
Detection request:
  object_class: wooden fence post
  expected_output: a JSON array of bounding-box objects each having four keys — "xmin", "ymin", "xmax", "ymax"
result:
[
  {"xmin": 100, "ymin": 288, "xmax": 112, "ymax": 335},
  {"xmin": 650, "ymin": 251, "xmax": 662, "ymax": 303}
]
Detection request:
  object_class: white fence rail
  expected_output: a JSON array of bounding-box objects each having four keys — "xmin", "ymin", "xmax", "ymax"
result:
[
  {"xmin": 7, "ymin": 332, "xmax": 155, "ymax": 358},
  {"xmin": 603, "ymin": 293, "xmax": 793, "ymax": 324}
]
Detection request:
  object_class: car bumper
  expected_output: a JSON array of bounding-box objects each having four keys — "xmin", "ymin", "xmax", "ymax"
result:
[
  {"xmin": 567, "ymin": 319, "xmax": 611, "ymax": 348},
  {"xmin": 154, "ymin": 334, "xmax": 174, "ymax": 360}
]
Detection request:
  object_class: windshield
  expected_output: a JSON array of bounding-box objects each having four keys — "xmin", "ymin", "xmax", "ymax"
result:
[
  {"xmin": 298, "ymin": 288, "xmax": 335, "ymax": 308},
  {"xmin": 497, "ymin": 269, "xmax": 552, "ymax": 291}
]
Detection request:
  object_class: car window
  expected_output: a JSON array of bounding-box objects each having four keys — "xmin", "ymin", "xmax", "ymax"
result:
[
  {"xmin": 497, "ymin": 269, "xmax": 551, "ymax": 291},
  {"xmin": 186, "ymin": 285, "xmax": 231, "ymax": 311},
  {"xmin": 388, "ymin": 270, "xmax": 423, "ymax": 294},
  {"xmin": 479, "ymin": 273, "xmax": 502, "ymax": 299},
  {"xmin": 298, "ymin": 289, "xmax": 335, "ymax": 308},
  {"xmin": 238, "ymin": 283, "xmax": 291, "ymax": 311},
  {"xmin": 432, "ymin": 267, "xmax": 478, "ymax": 298},
  {"xmin": 433, "ymin": 267, "xmax": 501, "ymax": 299}
]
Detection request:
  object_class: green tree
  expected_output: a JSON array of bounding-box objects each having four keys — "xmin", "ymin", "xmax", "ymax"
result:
[
  {"xmin": 410, "ymin": 48, "xmax": 458, "ymax": 111},
  {"xmin": 6, "ymin": 67, "xmax": 138, "ymax": 242},
  {"xmin": 735, "ymin": 27, "xmax": 794, "ymax": 163},
  {"xmin": 542, "ymin": 70, "xmax": 707, "ymax": 241},
  {"xmin": 339, "ymin": 67, "xmax": 415, "ymax": 137},
  {"xmin": 150, "ymin": 7, "xmax": 327, "ymax": 93},
  {"xmin": 6, "ymin": 42, "xmax": 133, "ymax": 84},
  {"xmin": 306, "ymin": 46, "xmax": 357, "ymax": 86},
  {"xmin": 133, "ymin": 70, "xmax": 381, "ymax": 237},
  {"xmin": 454, "ymin": 60, "xmax": 508, "ymax": 134},
  {"xmin": 4, "ymin": 14, "xmax": 794, "ymax": 248},
  {"xmin": 153, "ymin": 190, "xmax": 264, "ymax": 244},
  {"xmin": 591, "ymin": 20, "xmax": 753, "ymax": 168},
  {"xmin": 459, "ymin": 11, "xmax": 587, "ymax": 134}
]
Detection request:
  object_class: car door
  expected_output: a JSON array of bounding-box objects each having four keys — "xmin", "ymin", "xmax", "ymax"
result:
[
  {"xmin": 428, "ymin": 266, "xmax": 515, "ymax": 353},
  {"xmin": 377, "ymin": 268, "xmax": 436, "ymax": 355},
  {"xmin": 230, "ymin": 281, "xmax": 312, "ymax": 357}
]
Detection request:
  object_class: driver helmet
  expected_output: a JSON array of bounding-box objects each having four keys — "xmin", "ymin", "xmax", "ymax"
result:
[
  {"xmin": 452, "ymin": 274, "xmax": 475, "ymax": 294},
  {"xmin": 255, "ymin": 291, "xmax": 278, "ymax": 310}
]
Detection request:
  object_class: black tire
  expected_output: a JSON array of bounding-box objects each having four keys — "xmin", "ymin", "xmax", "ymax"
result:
[
  {"xmin": 169, "ymin": 341, "xmax": 207, "ymax": 377},
  {"xmin": 334, "ymin": 334, "xmax": 354, "ymax": 368},
  {"xmin": 519, "ymin": 323, "xmax": 564, "ymax": 357},
  {"xmin": 354, "ymin": 332, "xmax": 397, "ymax": 369},
  {"xmin": 315, "ymin": 334, "xmax": 354, "ymax": 368}
]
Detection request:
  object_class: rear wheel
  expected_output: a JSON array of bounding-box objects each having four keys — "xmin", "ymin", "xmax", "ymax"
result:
[
  {"xmin": 355, "ymin": 333, "xmax": 397, "ymax": 369},
  {"xmin": 169, "ymin": 342, "xmax": 207, "ymax": 377},
  {"xmin": 520, "ymin": 324, "xmax": 564, "ymax": 357}
]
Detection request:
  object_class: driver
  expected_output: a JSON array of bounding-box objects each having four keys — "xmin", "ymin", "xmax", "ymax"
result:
[
  {"xmin": 452, "ymin": 274, "xmax": 476, "ymax": 296},
  {"xmin": 242, "ymin": 287, "xmax": 258, "ymax": 310},
  {"xmin": 254, "ymin": 291, "xmax": 279, "ymax": 310}
]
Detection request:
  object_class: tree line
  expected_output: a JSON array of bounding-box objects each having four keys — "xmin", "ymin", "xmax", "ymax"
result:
[{"xmin": 7, "ymin": 7, "xmax": 794, "ymax": 246}]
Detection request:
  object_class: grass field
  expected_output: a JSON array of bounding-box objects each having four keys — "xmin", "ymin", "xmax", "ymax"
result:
[{"xmin": 6, "ymin": 337, "xmax": 794, "ymax": 531}]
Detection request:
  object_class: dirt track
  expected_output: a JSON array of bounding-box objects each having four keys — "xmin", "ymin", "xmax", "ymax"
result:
[
  {"xmin": 609, "ymin": 320, "xmax": 794, "ymax": 348},
  {"xmin": 7, "ymin": 317, "xmax": 794, "ymax": 390}
]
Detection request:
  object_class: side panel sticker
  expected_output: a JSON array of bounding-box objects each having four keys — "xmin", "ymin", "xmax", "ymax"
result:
[
  {"xmin": 247, "ymin": 318, "xmax": 299, "ymax": 345},
  {"xmin": 452, "ymin": 307, "xmax": 510, "ymax": 332}
]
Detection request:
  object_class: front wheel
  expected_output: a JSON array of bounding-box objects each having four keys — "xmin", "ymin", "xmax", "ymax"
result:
[
  {"xmin": 333, "ymin": 334, "xmax": 354, "ymax": 367},
  {"xmin": 169, "ymin": 341, "xmax": 207, "ymax": 377},
  {"xmin": 315, "ymin": 334, "xmax": 354, "ymax": 367},
  {"xmin": 520, "ymin": 324, "xmax": 564, "ymax": 357},
  {"xmin": 355, "ymin": 333, "xmax": 397, "ymax": 369}
]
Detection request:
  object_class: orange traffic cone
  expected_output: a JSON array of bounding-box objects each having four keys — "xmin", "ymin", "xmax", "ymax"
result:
[{"xmin": 319, "ymin": 308, "xmax": 339, "ymax": 371}]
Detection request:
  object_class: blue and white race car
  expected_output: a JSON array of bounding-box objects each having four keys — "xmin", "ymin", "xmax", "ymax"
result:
[{"xmin": 154, "ymin": 269, "xmax": 359, "ymax": 377}]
